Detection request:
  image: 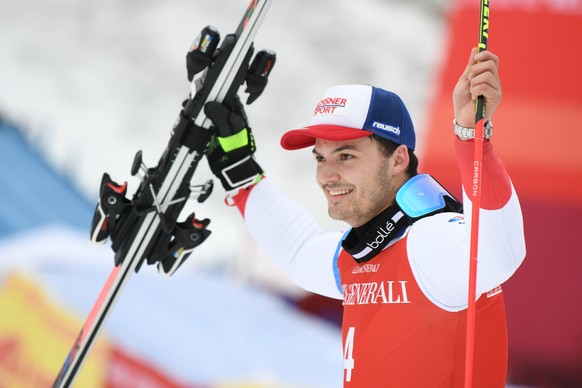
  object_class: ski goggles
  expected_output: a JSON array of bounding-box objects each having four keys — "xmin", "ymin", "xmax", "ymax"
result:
[{"xmin": 395, "ymin": 174, "xmax": 461, "ymax": 219}]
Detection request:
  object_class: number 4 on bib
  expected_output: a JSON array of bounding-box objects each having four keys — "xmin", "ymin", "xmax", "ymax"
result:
[{"xmin": 344, "ymin": 326, "xmax": 356, "ymax": 382}]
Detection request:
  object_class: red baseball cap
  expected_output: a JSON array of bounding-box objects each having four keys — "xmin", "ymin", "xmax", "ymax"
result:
[{"xmin": 280, "ymin": 85, "xmax": 415, "ymax": 151}]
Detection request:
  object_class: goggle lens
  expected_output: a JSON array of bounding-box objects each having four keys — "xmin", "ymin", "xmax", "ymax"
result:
[{"xmin": 396, "ymin": 174, "xmax": 451, "ymax": 218}]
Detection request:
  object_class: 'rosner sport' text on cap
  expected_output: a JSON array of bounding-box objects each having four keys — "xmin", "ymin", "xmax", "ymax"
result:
[{"xmin": 280, "ymin": 84, "xmax": 416, "ymax": 151}]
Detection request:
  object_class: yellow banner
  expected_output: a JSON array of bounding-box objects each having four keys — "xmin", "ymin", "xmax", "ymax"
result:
[{"xmin": 0, "ymin": 272, "xmax": 109, "ymax": 388}]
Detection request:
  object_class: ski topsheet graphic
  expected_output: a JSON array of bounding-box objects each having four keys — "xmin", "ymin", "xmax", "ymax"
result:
[{"xmin": 53, "ymin": 1, "xmax": 275, "ymax": 386}]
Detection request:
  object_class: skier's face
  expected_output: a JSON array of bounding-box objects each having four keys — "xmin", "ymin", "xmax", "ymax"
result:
[{"xmin": 313, "ymin": 137, "xmax": 408, "ymax": 227}]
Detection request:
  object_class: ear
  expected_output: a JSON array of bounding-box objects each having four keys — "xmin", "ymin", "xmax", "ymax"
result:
[{"xmin": 391, "ymin": 144, "xmax": 410, "ymax": 175}]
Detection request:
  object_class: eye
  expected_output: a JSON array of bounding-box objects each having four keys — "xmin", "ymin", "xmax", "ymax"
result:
[
  {"xmin": 314, "ymin": 154, "xmax": 325, "ymax": 162},
  {"xmin": 340, "ymin": 153, "xmax": 353, "ymax": 161}
]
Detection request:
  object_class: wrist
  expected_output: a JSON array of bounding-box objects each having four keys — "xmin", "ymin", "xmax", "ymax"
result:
[
  {"xmin": 218, "ymin": 155, "xmax": 264, "ymax": 191},
  {"xmin": 225, "ymin": 174, "xmax": 264, "ymax": 211},
  {"xmin": 453, "ymin": 119, "xmax": 493, "ymax": 140}
]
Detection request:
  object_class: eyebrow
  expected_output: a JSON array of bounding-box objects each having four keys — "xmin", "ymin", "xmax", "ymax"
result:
[{"xmin": 312, "ymin": 144, "xmax": 360, "ymax": 156}]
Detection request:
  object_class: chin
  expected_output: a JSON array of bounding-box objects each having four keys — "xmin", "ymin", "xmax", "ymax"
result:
[{"xmin": 328, "ymin": 208, "xmax": 350, "ymax": 224}]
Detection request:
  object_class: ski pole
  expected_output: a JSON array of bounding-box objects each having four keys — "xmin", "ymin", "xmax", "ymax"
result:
[{"xmin": 464, "ymin": 0, "xmax": 490, "ymax": 386}]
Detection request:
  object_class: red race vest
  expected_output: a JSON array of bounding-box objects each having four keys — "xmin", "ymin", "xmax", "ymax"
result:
[{"xmin": 338, "ymin": 235, "xmax": 508, "ymax": 387}]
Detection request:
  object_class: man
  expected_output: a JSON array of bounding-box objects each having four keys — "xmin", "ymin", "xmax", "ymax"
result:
[{"xmin": 204, "ymin": 48, "xmax": 526, "ymax": 387}]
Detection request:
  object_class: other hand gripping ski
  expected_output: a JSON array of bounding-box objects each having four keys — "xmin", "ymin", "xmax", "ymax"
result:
[{"xmin": 53, "ymin": 1, "xmax": 276, "ymax": 386}]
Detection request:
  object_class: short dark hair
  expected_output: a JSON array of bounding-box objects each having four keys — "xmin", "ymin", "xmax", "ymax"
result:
[{"xmin": 371, "ymin": 134, "xmax": 419, "ymax": 177}]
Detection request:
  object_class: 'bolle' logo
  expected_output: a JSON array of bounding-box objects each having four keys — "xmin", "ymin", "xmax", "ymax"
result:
[
  {"xmin": 313, "ymin": 97, "xmax": 349, "ymax": 116},
  {"xmin": 367, "ymin": 221, "xmax": 395, "ymax": 249}
]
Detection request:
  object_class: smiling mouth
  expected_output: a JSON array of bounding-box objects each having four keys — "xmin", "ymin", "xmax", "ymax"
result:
[{"xmin": 328, "ymin": 188, "xmax": 353, "ymax": 197}]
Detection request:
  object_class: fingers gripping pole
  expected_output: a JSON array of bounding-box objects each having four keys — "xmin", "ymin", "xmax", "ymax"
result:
[{"xmin": 464, "ymin": 0, "xmax": 490, "ymax": 387}]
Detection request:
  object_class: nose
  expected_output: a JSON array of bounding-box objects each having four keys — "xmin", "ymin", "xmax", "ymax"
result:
[{"xmin": 317, "ymin": 161, "xmax": 340, "ymax": 185}]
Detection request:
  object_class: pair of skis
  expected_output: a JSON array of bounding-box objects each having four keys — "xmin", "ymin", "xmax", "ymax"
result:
[{"xmin": 53, "ymin": 1, "xmax": 275, "ymax": 386}]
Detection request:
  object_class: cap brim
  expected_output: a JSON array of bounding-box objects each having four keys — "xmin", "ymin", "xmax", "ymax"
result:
[{"xmin": 280, "ymin": 124, "xmax": 372, "ymax": 150}]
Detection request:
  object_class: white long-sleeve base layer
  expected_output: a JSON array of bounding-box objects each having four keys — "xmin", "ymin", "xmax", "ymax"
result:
[{"xmin": 237, "ymin": 139, "xmax": 526, "ymax": 312}]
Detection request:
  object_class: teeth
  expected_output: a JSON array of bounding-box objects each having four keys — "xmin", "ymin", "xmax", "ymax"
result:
[{"xmin": 330, "ymin": 189, "xmax": 352, "ymax": 196}]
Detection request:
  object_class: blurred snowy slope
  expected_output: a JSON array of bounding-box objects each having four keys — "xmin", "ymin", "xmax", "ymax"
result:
[{"xmin": 0, "ymin": 226, "xmax": 344, "ymax": 386}]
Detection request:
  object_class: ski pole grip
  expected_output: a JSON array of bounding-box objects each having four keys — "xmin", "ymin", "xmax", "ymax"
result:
[{"xmin": 475, "ymin": 0, "xmax": 490, "ymax": 124}]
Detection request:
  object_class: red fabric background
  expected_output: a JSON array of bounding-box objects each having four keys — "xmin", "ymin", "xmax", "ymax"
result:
[{"xmin": 421, "ymin": 2, "xmax": 582, "ymax": 386}]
